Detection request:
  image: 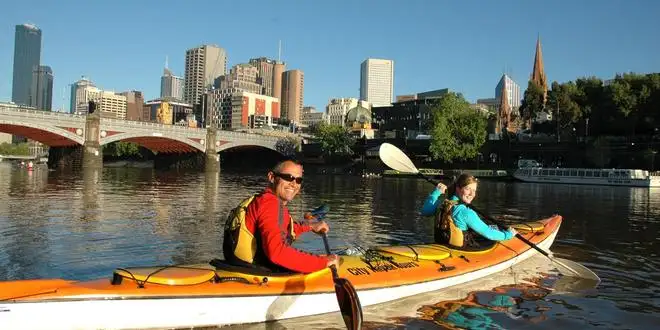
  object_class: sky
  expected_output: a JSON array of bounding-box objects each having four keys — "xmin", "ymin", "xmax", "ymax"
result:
[{"xmin": 1, "ymin": 0, "xmax": 659, "ymax": 113}]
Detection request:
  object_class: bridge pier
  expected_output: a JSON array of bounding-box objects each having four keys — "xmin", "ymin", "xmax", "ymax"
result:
[
  {"xmin": 205, "ymin": 127, "xmax": 219, "ymax": 173},
  {"xmin": 83, "ymin": 106, "xmax": 103, "ymax": 169},
  {"xmin": 47, "ymin": 146, "xmax": 83, "ymax": 170}
]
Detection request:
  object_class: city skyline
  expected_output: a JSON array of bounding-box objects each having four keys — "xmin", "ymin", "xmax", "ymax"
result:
[{"xmin": 1, "ymin": 1, "xmax": 659, "ymax": 113}]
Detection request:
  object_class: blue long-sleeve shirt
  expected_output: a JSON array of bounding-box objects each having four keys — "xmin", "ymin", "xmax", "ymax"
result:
[{"xmin": 421, "ymin": 189, "xmax": 513, "ymax": 241}]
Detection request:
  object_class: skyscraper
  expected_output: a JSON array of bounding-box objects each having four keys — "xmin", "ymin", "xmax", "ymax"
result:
[
  {"xmin": 360, "ymin": 58, "xmax": 394, "ymax": 107},
  {"xmin": 183, "ymin": 44, "xmax": 227, "ymax": 105},
  {"xmin": 31, "ymin": 65, "xmax": 53, "ymax": 111},
  {"xmin": 281, "ymin": 70, "xmax": 304, "ymax": 124},
  {"xmin": 248, "ymin": 57, "xmax": 286, "ymax": 98},
  {"xmin": 495, "ymin": 74, "xmax": 521, "ymax": 110},
  {"xmin": 70, "ymin": 77, "xmax": 95, "ymax": 114},
  {"xmin": 161, "ymin": 68, "xmax": 184, "ymax": 100},
  {"xmin": 12, "ymin": 24, "xmax": 42, "ymax": 106}
]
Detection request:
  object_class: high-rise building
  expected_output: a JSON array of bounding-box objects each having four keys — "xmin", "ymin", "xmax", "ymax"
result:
[
  {"xmin": 531, "ymin": 37, "xmax": 548, "ymax": 102},
  {"xmin": 281, "ymin": 70, "xmax": 304, "ymax": 124},
  {"xmin": 12, "ymin": 24, "xmax": 42, "ymax": 107},
  {"xmin": 119, "ymin": 90, "xmax": 144, "ymax": 121},
  {"xmin": 272, "ymin": 62, "xmax": 284, "ymax": 101},
  {"xmin": 30, "ymin": 65, "xmax": 53, "ymax": 111},
  {"xmin": 360, "ymin": 58, "xmax": 394, "ymax": 107},
  {"xmin": 183, "ymin": 44, "xmax": 227, "ymax": 105},
  {"xmin": 248, "ymin": 57, "xmax": 286, "ymax": 98},
  {"xmin": 216, "ymin": 64, "xmax": 262, "ymax": 94},
  {"xmin": 495, "ymin": 74, "xmax": 521, "ymax": 111},
  {"xmin": 70, "ymin": 77, "xmax": 95, "ymax": 114},
  {"xmin": 160, "ymin": 68, "xmax": 184, "ymax": 100},
  {"xmin": 70, "ymin": 78, "xmax": 127, "ymax": 119}
]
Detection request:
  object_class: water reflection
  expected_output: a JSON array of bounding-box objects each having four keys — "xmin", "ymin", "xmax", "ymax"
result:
[{"xmin": 0, "ymin": 165, "xmax": 659, "ymax": 329}]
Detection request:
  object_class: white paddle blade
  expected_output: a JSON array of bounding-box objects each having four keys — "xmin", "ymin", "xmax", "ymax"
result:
[
  {"xmin": 554, "ymin": 257, "xmax": 601, "ymax": 283},
  {"xmin": 378, "ymin": 143, "xmax": 419, "ymax": 174}
]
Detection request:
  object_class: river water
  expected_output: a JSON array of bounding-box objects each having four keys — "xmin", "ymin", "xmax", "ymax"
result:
[{"xmin": 0, "ymin": 162, "xmax": 658, "ymax": 329}]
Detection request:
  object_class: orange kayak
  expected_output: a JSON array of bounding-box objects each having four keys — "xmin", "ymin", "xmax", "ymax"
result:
[{"xmin": 0, "ymin": 216, "xmax": 561, "ymax": 330}]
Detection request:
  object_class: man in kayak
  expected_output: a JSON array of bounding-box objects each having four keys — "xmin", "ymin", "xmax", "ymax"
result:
[
  {"xmin": 223, "ymin": 159, "xmax": 340, "ymax": 273},
  {"xmin": 420, "ymin": 173, "xmax": 517, "ymax": 248}
]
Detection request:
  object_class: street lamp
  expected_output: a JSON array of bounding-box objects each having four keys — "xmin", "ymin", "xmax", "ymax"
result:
[{"xmin": 652, "ymin": 150, "xmax": 657, "ymax": 172}]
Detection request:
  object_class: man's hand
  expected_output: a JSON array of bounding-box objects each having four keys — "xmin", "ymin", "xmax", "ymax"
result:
[
  {"xmin": 304, "ymin": 204, "xmax": 329, "ymax": 222},
  {"xmin": 310, "ymin": 220, "xmax": 329, "ymax": 234},
  {"xmin": 326, "ymin": 254, "xmax": 340, "ymax": 269}
]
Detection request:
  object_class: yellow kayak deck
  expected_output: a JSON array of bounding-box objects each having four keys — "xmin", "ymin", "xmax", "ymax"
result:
[{"xmin": 0, "ymin": 217, "xmax": 558, "ymax": 301}]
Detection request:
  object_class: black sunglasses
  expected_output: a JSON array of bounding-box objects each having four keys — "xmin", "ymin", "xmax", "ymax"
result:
[{"xmin": 274, "ymin": 172, "xmax": 303, "ymax": 184}]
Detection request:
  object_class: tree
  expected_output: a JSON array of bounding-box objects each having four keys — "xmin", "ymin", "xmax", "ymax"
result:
[
  {"xmin": 429, "ymin": 92, "xmax": 489, "ymax": 162},
  {"xmin": 275, "ymin": 136, "xmax": 300, "ymax": 156},
  {"xmin": 0, "ymin": 142, "xmax": 30, "ymax": 156},
  {"xmin": 547, "ymin": 81, "xmax": 581, "ymax": 136},
  {"xmin": 316, "ymin": 123, "xmax": 355, "ymax": 157},
  {"xmin": 103, "ymin": 141, "xmax": 142, "ymax": 158},
  {"xmin": 519, "ymin": 81, "xmax": 546, "ymax": 130}
]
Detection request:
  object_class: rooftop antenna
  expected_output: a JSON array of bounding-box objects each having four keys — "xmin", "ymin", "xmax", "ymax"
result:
[
  {"xmin": 278, "ymin": 40, "xmax": 282, "ymax": 62},
  {"xmin": 165, "ymin": 55, "xmax": 169, "ymax": 69}
]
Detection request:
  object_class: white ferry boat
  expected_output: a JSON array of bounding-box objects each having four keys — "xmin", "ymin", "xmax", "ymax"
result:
[{"xmin": 513, "ymin": 166, "xmax": 660, "ymax": 187}]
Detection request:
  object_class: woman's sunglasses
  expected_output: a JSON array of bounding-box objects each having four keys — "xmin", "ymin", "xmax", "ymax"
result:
[{"xmin": 274, "ymin": 172, "xmax": 303, "ymax": 184}]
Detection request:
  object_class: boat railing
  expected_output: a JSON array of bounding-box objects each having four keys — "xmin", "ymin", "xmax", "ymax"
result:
[{"xmin": 516, "ymin": 167, "xmax": 656, "ymax": 180}]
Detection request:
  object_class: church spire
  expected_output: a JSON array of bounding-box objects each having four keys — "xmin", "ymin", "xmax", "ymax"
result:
[{"xmin": 531, "ymin": 36, "xmax": 548, "ymax": 102}]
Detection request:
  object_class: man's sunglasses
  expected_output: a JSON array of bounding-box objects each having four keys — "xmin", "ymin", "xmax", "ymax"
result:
[{"xmin": 274, "ymin": 172, "xmax": 303, "ymax": 184}]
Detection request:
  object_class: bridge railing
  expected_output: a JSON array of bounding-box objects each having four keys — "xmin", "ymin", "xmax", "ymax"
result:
[
  {"xmin": 0, "ymin": 105, "xmax": 85, "ymax": 119},
  {"xmin": 1, "ymin": 105, "xmax": 289, "ymax": 144},
  {"xmin": 103, "ymin": 117, "xmax": 204, "ymax": 133}
]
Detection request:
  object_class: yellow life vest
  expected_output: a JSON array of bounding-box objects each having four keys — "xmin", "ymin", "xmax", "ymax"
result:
[
  {"xmin": 435, "ymin": 199, "xmax": 477, "ymax": 248},
  {"xmin": 223, "ymin": 194, "xmax": 296, "ymax": 265}
]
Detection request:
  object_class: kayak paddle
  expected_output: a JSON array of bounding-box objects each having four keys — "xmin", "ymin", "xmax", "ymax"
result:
[
  {"xmin": 378, "ymin": 142, "xmax": 601, "ymax": 283},
  {"xmin": 322, "ymin": 233, "xmax": 363, "ymax": 330}
]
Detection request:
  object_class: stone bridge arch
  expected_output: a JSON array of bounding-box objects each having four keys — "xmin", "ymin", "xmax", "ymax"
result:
[
  {"xmin": 101, "ymin": 132, "xmax": 206, "ymax": 153},
  {"xmin": 0, "ymin": 120, "xmax": 85, "ymax": 146},
  {"xmin": 217, "ymin": 140, "xmax": 280, "ymax": 153}
]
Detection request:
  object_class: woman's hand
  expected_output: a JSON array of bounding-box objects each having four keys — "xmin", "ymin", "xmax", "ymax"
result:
[
  {"xmin": 507, "ymin": 227, "xmax": 518, "ymax": 237},
  {"xmin": 436, "ymin": 182, "xmax": 447, "ymax": 194}
]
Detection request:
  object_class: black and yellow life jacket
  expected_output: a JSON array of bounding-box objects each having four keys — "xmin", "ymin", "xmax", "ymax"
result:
[
  {"xmin": 222, "ymin": 193, "xmax": 296, "ymax": 267},
  {"xmin": 434, "ymin": 199, "xmax": 479, "ymax": 248}
]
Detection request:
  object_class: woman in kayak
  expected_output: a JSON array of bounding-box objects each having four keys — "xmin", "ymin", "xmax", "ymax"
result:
[{"xmin": 420, "ymin": 173, "xmax": 517, "ymax": 248}]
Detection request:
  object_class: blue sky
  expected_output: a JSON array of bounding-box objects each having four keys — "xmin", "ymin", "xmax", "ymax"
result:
[{"xmin": 1, "ymin": 0, "xmax": 658, "ymax": 112}]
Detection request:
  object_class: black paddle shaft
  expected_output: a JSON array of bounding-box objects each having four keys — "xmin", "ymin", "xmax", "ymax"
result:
[
  {"xmin": 322, "ymin": 233, "xmax": 340, "ymax": 278},
  {"xmin": 468, "ymin": 204, "xmax": 551, "ymax": 258}
]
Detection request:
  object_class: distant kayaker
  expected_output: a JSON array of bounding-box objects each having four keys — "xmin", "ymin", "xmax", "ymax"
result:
[
  {"xmin": 223, "ymin": 159, "xmax": 340, "ymax": 273},
  {"xmin": 420, "ymin": 173, "xmax": 517, "ymax": 248}
]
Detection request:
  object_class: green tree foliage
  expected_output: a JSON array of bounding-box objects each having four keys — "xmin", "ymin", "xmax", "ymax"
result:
[
  {"xmin": 546, "ymin": 72, "xmax": 660, "ymax": 137},
  {"xmin": 316, "ymin": 123, "xmax": 355, "ymax": 156},
  {"xmin": 102, "ymin": 142, "xmax": 142, "ymax": 158},
  {"xmin": 429, "ymin": 92, "xmax": 488, "ymax": 162},
  {"xmin": 519, "ymin": 81, "xmax": 546, "ymax": 129},
  {"xmin": 0, "ymin": 142, "xmax": 30, "ymax": 156},
  {"xmin": 547, "ymin": 81, "xmax": 581, "ymax": 133},
  {"xmin": 275, "ymin": 136, "xmax": 301, "ymax": 156}
]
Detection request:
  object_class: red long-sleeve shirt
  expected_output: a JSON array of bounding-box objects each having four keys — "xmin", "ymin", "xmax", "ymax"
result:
[{"xmin": 244, "ymin": 188, "xmax": 328, "ymax": 273}]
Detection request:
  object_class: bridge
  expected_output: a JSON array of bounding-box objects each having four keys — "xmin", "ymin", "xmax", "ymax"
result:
[
  {"xmin": 0, "ymin": 154, "xmax": 48, "ymax": 162},
  {"xmin": 0, "ymin": 104, "xmax": 294, "ymax": 171}
]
